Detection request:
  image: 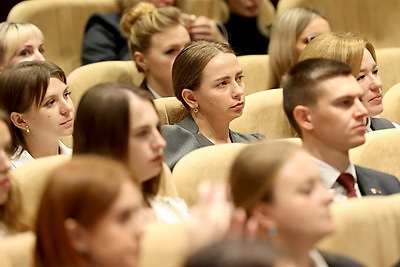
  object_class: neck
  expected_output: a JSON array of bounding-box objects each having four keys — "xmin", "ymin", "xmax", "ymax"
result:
[
  {"xmin": 146, "ymin": 76, "xmax": 173, "ymax": 97},
  {"xmin": 191, "ymin": 112, "xmax": 231, "ymax": 144},
  {"xmin": 274, "ymin": 235, "xmax": 316, "ymax": 267},
  {"xmin": 23, "ymin": 135, "xmax": 59, "ymax": 159},
  {"xmin": 302, "ymin": 136, "xmax": 350, "ymax": 172}
]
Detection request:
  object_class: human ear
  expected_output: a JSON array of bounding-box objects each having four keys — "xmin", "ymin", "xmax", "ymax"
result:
[
  {"xmin": 64, "ymin": 218, "xmax": 90, "ymax": 255},
  {"xmin": 182, "ymin": 89, "xmax": 198, "ymax": 109},
  {"xmin": 293, "ymin": 105, "xmax": 314, "ymax": 131},
  {"xmin": 251, "ymin": 202, "xmax": 277, "ymax": 233},
  {"xmin": 10, "ymin": 112, "xmax": 26, "ymax": 131},
  {"xmin": 133, "ymin": 51, "xmax": 147, "ymax": 72}
]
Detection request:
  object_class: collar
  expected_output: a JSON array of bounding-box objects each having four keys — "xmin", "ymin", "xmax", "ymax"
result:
[
  {"xmin": 146, "ymin": 83, "xmax": 162, "ymax": 99},
  {"xmin": 310, "ymin": 250, "xmax": 328, "ymax": 267},
  {"xmin": 312, "ymin": 156, "xmax": 357, "ymax": 188},
  {"xmin": 365, "ymin": 117, "xmax": 372, "ymax": 132}
]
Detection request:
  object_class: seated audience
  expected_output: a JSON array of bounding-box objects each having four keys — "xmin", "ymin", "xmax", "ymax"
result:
[
  {"xmin": 119, "ymin": 2, "xmax": 191, "ymax": 98},
  {"xmin": 221, "ymin": 0, "xmax": 270, "ymax": 55},
  {"xmin": 34, "ymin": 155, "xmax": 145, "ymax": 267},
  {"xmin": 299, "ymin": 32, "xmax": 399, "ymax": 131},
  {"xmin": 0, "ymin": 61, "xmax": 74, "ymax": 170},
  {"xmin": 230, "ymin": 141, "xmax": 363, "ymax": 267},
  {"xmin": 269, "ymin": 6, "xmax": 330, "ymax": 87},
  {"xmin": 73, "ymin": 82, "xmax": 190, "ymax": 223},
  {"xmin": 162, "ymin": 40, "xmax": 264, "ymax": 170},
  {"xmin": 184, "ymin": 238, "xmax": 296, "ymax": 267},
  {"xmin": 0, "ymin": 22, "xmax": 45, "ymax": 71},
  {"xmin": 82, "ymin": 0, "xmax": 225, "ymax": 65},
  {"xmin": 282, "ymin": 58, "xmax": 400, "ymax": 201},
  {"xmin": 0, "ymin": 110, "xmax": 30, "ymax": 237}
]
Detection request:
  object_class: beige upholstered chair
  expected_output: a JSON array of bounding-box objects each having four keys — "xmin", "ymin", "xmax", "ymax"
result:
[
  {"xmin": 172, "ymin": 143, "xmax": 248, "ymax": 206},
  {"xmin": 154, "ymin": 97, "xmax": 187, "ymax": 126},
  {"xmin": 10, "ymin": 155, "xmax": 71, "ymax": 225},
  {"xmin": 0, "ymin": 232, "xmax": 35, "ymax": 267},
  {"xmin": 237, "ymin": 54, "xmax": 277, "ymax": 95},
  {"xmin": 376, "ymin": 48, "xmax": 400, "ymax": 95},
  {"xmin": 349, "ymin": 128, "xmax": 400, "ymax": 179},
  {"xmin": 317, "ymin": 194, "xmax": 400, "ymax": 267},
  {"xmin": 7, "ymin": 0, "xmax": 121, "ymax": 75},
  {"xmin": 381, "ymin": 82, "xmax": 400, "ymax": 125},
  {"xmin": 230, "ymin": 89, "xmax": 297, "ymax": 139},
  {"xmin": 67, "ymin": 60, "xmax": 144, "ymax": 107},
  {"xmin": 277, "ymin": 0, "xmax": 400, "ymax": 49}
]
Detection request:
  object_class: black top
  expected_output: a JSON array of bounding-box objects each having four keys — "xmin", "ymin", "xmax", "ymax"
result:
[{"xmin": 224, "ymin": 13, "xmax": 269, "ymax": 56}]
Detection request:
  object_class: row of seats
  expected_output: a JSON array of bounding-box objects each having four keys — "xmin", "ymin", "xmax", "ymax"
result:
[{"xmin": 1, "ymin": 128, "xmax": 400, "ymax": 267}]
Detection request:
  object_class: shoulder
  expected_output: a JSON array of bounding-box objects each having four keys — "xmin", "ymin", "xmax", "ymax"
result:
[
  {"xmin": 370, "ymin": 117, "xmax": 396, "ymax": 130},
  {"xmin": 148, "ymin": 195, "xmax": 191, "ymax": 223},
  {"xmin": 355, "ymin": 165, "xmax": 400, "ymax": 194},
  {"xmin": 85, "ymin": 13, "xmax": 122, "ymax": 31},
  {"xmin": 355, "ymin": 165, "xmax": 398, "ymax": 180},
  {"xmin": 230, "ymin": 130, "xmax": 265, "ymax": 143},
  {"xmin": 319, "ymin": 250, "xmax": 364, "ymax": 267}
]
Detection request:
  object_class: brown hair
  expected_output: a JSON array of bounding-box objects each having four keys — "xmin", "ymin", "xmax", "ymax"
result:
[
  {"xmin": 73, "ymin": 82, "xmax": 160, "ymax": 197},
  {"xmin": 230, "ymin": 141, "xmax": 303, "ymax": 214},
  {"xmin": 172, "ymin": 40, "xmax": 235, "ymax": 109},
  {"xmin": 282, "ymin": 58, "xmax": 352, "ymax": 137},
  {"xmin": 299, "ymin": 32, "xmax": 377, "ymax": 77},
  {"xmin": 120, "ymin": 2, "xmax": 185, "ymax": 72},
  {"xmin": 35, "ymin": 155, "xmax": 139, "ymax": 267},
  {"xmin": 0, "ymin": 60, "xmax": 66, "ymax": 156},
  {"xmin": 0, "ymin": 109, "xmax": 30, "ymax": 234}
]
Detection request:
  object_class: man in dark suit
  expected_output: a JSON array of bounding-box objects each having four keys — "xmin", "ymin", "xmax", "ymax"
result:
[{"xmin": 282, "ymin": 58, "xmax": 400, "ymax": 201}]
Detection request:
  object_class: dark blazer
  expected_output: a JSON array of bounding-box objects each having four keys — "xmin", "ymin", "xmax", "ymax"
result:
[
  {"xmin": 355, "ymin": 165, "xmax": 400, "ymax": 196},
  {"xmin": 162, "ymin": 116, "xmax": 264, "ymax": 170},
  {"xmin": 320, "ymin": 250, "xmax": 364, "ymax": 267},
  {"xmin": 370, "ymin": 117, "xmax": 396, "ymax": 131},
  {"xmin": 82, "ymin": 13, "xmax": 130, "ymax": 65}
]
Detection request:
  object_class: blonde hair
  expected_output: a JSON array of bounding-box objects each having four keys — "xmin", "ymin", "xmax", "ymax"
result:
[
  {"xmin": 299, "ymin": 32, "xmax": 377, "ymax": 77},
  {"xmin": 0, "ymin": 22, "xmax": 44, "ymax": 67},
  {"xmin": 269, "ymin": 7, "xmax": 328, "ymax": 87},
  {"xmin": 120, "ymin": 2, "xmax": 185, "ymax": 72}
]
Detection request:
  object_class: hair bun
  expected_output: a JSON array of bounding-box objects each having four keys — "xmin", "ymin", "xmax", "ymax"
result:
[{"xmin": 120, "ymin": 2, "xmax": 157, "ymax": 38}]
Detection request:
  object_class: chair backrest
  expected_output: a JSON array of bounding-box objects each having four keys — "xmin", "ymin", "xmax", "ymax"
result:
[
  {"xmin": 317, "ymin": 194, "xmax": 400, "ymax": 267},
  {"xmin": 172, "ymin": 143, "xmax": 248, "ymax": 206},
  {"xmin": 277, "ymin": 0, "xmax": 400, "ymax": 49},
  {"xmin": 349, "ymin": 128, "xmax": 400, "ymax": 179},
  {"xmin": 376, "ymin": 48, "xmax": 400, "ymax": 95},
  {"xmin": 381, "ymin": 82, "xmax": 400, "ymax": 125},
  {"xmin": 7, "ymin": 0, "xmax": 120, "ymax": 75},
  {"xmin": 0, "ymin": 232, "xmax": 35, "ymax": 267},
  {"xmin": 237, "ymin": 54, "xmax": 277, "ymax": 95},
  {"xmin": 230, "ymin": 89, "xmax": 297, "ymax": 139},
  {"xmin": 10, "ymin": 155, "xmax": 71, "ymax": 225},
  {"xmin": 67, "ymin": 60, "xmax": 144, "ymax": 107},
  {"xmin": 153, "ymin": 97, "xmax": 187, "ymax": 125},
  {"xmin": 158, "ymin": 163, "xmax": 179, "ymax": 197}
]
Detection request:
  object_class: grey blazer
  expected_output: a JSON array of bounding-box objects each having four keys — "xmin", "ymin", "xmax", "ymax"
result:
[
  {"xmin": 370, "ymin": 117, "xmax": 395, "ymax": 131},
  {"xmin": 162, "ymin": 116, "xmax": 264, "ymax": 170},
  {"xmin": 355, "ymin": 165, "xmax": 400, "ymax": 195}
]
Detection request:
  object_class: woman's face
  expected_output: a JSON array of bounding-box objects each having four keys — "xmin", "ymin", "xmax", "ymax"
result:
[
  {"xmin": 18, "ymin": 77, "xmax": 74, "ymax": 141},
  {"xmin": 191, "ymin": 52, "xmax": 245, "ymax": 124},
  {"xmin": 0, "ymin": 120, "xmax": 11, "ymax": 206},
  {"xmin": 295, "ymin": 16, "xmax": 331, "ymax": 58},
  {"xmin": 1, "ymin": 35, "xmax": 45, "ymax": 71},
  {"xmin": 80, "ymin": 182, "xmax": 145, "ymax": 267},
  {"xmin": 226, "ymin": 0, "xmax": 261, "ymax": 18},
  {"xmin": 266, "ymin": 150, "xmax": 334, "ymax": 244},
  {"xmin": 128, "ymin": 96, "xmax": 166, "ymax": 182},
  {"xmin": 357, "ymin": 49, "xmax": 383, "ymax": 117},
  {"xmin": 139, "ymin": 24, "xmax": 190, "ymax": 96}
]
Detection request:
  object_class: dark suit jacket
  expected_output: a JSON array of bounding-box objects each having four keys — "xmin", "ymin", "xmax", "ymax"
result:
[
  {"xmin": 355, "ymin": 165, "xmax": 400, "ymax": 196},
  {"xmin": 320, "ymin": 250, "xmax": 364, "ymax": 267},
  {"xmin": 162, "ymin": 116, "xmax": 264, "ymax": 170}
]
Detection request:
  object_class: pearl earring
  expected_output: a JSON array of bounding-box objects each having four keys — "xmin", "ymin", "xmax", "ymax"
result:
[{"xmin": 25, "ymin": 125, "xmax": 30, "ymax": 133}]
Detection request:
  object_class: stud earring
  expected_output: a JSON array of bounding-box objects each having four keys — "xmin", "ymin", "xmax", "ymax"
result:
[
  {"xmin": 194, "ymin": 108, "xmax": 198, "ymax": 114},
  {"xmin": 25, "ymin": 125, "xmax": 30, "ymax": 133}
]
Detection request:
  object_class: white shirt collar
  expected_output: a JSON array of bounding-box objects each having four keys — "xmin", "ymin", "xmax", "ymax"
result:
[
  {"xmin": 310, "ymin": 250, "xmax": 328, "ymax": 267},
  {"xmin": 147, "ymin": 84, "xmax": 162, "ymax": 99},
  {"xmin": 365, "ymin": 117, "xmax": 372, "ymax": 132},
  {"xmin": 312, "ymin": 156, "xmax": 361, "ymax": 201}
]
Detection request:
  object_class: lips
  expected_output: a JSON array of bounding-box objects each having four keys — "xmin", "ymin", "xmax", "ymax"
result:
[
  {"xmin": 0, "ymin": 177, "xmax": 10, "ymax": 188},
  {"xmin": 60, "ymin": 118, "xmax": 73, "ymax": 126},
  {"xmin": 151, "ymin": 154, "xmax": 163, "ymax": 163},
  {"xmin": 230, "ymin": 101, "xmax": 244, "ymax": 109},
  {"xmin": 369, "ymin": 94, "xmax": 382, "ymax": 103}
]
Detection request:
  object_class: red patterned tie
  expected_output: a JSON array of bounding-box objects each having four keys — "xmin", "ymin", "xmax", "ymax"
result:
[{"xmin": 337, "ymin": 173, "xmax": 357, "ymax": 198}]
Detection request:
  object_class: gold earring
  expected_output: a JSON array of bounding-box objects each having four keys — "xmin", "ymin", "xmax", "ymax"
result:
[{"xmin": 25, "ymin": 125, "xmax": 30, "ymax": 133}]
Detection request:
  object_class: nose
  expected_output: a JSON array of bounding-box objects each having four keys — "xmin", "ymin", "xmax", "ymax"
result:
[
  {"xmin": 232, "ymin": 82, "xmax": 244, "ymax": 99},
  {"xmin": 33, "ymin": 50, "xmax": 45, "ymax": 61},
  {"xmin": 0, "ymin": 150, "xmax": 11, "ymax": 174},
  {"xmin": 60, "ymin": 98, "xmax": 74, "ymax": 115},
  {"xmin": 354, "ymin": 98, "xmax": 368, "ymax": 119},
  {"xmin": 153, "ymin": 129, "xmax": 167, "ymax": 151},
  {"xmin": 369, "ymin": 74, "xmax": 383, "ymax": 92}
]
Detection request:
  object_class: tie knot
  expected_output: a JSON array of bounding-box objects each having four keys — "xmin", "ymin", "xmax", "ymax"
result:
[{"xmin": 337, "ymin": 173, "xmax": 356, "ymax": 198}]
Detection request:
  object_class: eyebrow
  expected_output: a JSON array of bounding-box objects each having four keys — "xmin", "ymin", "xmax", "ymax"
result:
[{"xmin": 359, "ymin": 63, "xmax": 378, "ymax": 73}]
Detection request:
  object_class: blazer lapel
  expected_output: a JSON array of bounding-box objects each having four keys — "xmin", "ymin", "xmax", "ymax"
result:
[{"xmin": 355, "ymin": 166, "xmax": 383, "ymax": 196}]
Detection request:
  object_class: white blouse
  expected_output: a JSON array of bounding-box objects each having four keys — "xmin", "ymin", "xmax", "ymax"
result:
[{"xmin": 148, "ymin": 195, "xmax": 191, "ymax": 224}]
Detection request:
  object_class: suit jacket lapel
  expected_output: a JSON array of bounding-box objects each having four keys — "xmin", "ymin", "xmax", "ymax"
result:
[{"xmin": 355, "ymin": 166, "xmax": 383, "ymax": 196}]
